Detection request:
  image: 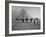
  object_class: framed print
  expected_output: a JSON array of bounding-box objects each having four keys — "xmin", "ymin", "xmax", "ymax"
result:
[{"xmin": 5, "ymin": 1, "xmax": 45, "ymax": 36}]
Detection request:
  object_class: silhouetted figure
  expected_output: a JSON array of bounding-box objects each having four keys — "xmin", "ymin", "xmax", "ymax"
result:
[
  {"xmin": 16, "ymin": 18, "xmax": 18, "ymax": 21},
  {"xmin": 22, "ymin": 18, "xmax": 24, "ymax": 23},
  {"xmin": 36, "ymin": 18, "xmax": 38, "ymax": 23},
  {"xmin": 26, "ymin": 17, "xmax": 28, "ymax": 23},
  {"xmin": 34, "ymin": 19, "xmax": 35, "ymax": 24},
  {"xmin": 30, "ymin": 18, "xmax": 32, "ymax": 22}
]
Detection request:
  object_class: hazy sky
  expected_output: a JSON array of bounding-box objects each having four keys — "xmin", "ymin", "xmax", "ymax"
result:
[{"xmin": 12, "ymin": 6, "xmax": 40, "ymax": 19}]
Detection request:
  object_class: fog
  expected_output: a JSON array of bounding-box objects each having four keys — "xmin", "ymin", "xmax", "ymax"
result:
[{"xmin": 12, "ymin": 6, "xmax": 40, "ymax": 19}]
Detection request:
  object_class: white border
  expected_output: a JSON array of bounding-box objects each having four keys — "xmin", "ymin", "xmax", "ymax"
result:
[{"xmin": 9, "ymin": 3, "xmax": 43, "ymax": 34}]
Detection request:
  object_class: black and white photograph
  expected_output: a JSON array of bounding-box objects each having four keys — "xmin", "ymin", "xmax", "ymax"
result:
[
  {"xmin": 5, "ymin": 1, "xmax": 45, "ymax": 36},
  {"xmin": 12, "ymin": 6, "xmax": 40, "ymax": 30}
]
